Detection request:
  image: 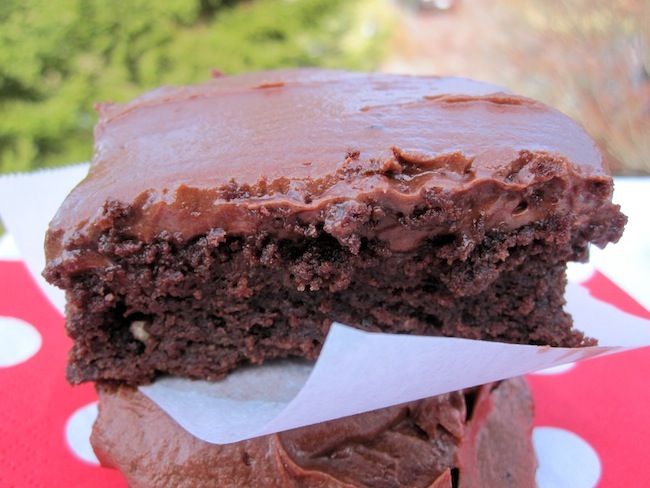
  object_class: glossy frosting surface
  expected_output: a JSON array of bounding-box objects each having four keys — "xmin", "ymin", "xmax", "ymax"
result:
[
  {"xmin": 46, "ymin": 69, "xmax": 611, "ymax": 261},
  {"xmin": 92, "ymin": 378, "xmax": 537, "ymax": 487}
]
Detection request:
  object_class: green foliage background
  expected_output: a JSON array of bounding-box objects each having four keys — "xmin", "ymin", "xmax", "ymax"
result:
[{"xmin": 0, "ymin": 0, "xmax": 391, "ymax": 174}]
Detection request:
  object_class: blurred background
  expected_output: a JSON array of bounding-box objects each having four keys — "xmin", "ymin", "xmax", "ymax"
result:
[{"xmin": 0, "ymin": 0, "xmax": 647, "ymax": 178}]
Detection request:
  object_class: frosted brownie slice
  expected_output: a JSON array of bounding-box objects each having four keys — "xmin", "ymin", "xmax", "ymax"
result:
[{"xmin": 44, "ymin": 69, "xmax": 626, "ymax": 385}]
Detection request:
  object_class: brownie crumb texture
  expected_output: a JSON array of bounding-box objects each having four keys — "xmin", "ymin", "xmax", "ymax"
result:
[{"xmin": 49, "ymin": 173, "xmax": 624, "ymax": 385}]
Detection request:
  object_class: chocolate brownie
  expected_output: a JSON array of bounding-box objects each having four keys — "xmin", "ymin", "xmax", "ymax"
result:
[
  {"xmin": 92, "ymin": 377, "xmax": 537, "ymax": 488},
  {"xmin": 43, "ymin": 69, "xmax": 626, "ymax": 386}
]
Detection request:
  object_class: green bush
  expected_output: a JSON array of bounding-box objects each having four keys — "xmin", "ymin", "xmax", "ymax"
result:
[{"xmin": 0, "ymin": 0, "xmax": 391, "ymax": 173}]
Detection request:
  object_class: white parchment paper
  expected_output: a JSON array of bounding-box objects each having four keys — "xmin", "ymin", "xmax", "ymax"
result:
[{"xmin": 1, "ymin": 167, "xmax": 648, "ymax": 444}]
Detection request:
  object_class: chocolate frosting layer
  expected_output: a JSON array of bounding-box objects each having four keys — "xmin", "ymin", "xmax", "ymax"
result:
[
  {"xmin": 92, "ymin": 377, "xmax": 537, "ymax": 487},
  {"xmin": 45, "ymin": 69, "xmax": 617, "ymax": 267}
]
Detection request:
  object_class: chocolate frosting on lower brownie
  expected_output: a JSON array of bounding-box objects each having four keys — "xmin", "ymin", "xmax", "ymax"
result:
[{"xmin": 92, "ymin": 377, "xmax": 537, "ymax": 488}]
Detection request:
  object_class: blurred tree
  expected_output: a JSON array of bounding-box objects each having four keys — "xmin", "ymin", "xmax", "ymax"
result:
[{"xmin": 0, "ymin": 0, "xmax": 392, "ymax": 173}]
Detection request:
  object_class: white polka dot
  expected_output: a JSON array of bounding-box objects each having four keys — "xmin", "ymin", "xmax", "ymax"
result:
[
  {"xmin": 534, "ymin": 426, "xmax": 601, "ymax": 488},
  {"xmin": 0, "ymin": 316, "xmax": 42, "ymax": 367},
  {"xmin": 65, "ymin": 402, "xmax": 100, "ymax": 465},
  {"xmin": 530, "ymin": 362, "xmax": 576, "ymax": 376}
]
